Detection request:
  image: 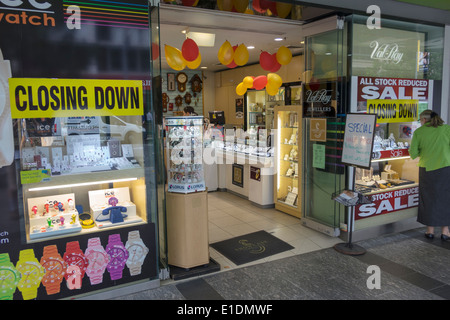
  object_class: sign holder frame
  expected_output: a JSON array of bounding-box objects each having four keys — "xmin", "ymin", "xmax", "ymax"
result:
[{"xmin": 333, "ymin": 113, "xmax": 377, "ymax": 256}]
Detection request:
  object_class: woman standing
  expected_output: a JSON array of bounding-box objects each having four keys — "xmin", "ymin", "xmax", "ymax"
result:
[{"xmin": 410, "ymin": 110, "xmax": 450, "ymax": 240}]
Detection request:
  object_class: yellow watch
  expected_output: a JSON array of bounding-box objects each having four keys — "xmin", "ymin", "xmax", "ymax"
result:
[{"xmin": 16, "ymin": 249, "xmax": 45, "ymax": 300}]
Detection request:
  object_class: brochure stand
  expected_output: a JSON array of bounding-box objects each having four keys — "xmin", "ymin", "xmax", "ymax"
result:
[{"xmin": 332, "ymin": 175, "xmax": 372, "ymax": 255}]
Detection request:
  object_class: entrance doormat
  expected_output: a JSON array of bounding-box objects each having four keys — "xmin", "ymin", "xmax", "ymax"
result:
[{"xmin": 210, "ymin": 231, "xmax": 294, "ymax": 265}]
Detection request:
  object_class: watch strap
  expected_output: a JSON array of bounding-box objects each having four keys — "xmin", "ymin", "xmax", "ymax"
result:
[
  {"xmin": 129, "ymin": 266, "xmax": 142, "ymax": 276},
  {"xmin": 21, "ymin": 288, "xmax": 39, "ymax": 301},
  {"xmin": 65, "ymin": 241, "xmax": 82, "ymax": 254},
  {"xmin": 87, "ymin": 237, "xmax": 101, "ymax": 248}
]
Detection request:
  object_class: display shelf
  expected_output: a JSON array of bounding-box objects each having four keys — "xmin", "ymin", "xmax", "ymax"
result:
[
  {"xmin": 274, "ymin": 105, "xmax": 302, "ymax": 218},
  {"xmin": 166, "ymin": 116, "xmax": 206, "ymax": 194}
]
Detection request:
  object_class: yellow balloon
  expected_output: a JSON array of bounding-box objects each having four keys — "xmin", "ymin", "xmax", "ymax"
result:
[
  {"xmin": 165, "ymin": 45, "xmax": 185, "ymax": 71},
  {"xmin": 217, "ymin": 0, "xmax": 233, "ymax": 11},
  {"xmin": 267, "ymin": 73, "xmax": 282, "ymax": 88},
  {"xmin": 218, "ymin": 40, "xmax": 234, "ymax": 65},
  {"xmin": 186, "ymin": 52, "xmax": 202, "ymax": 69},
  {"xmin": 234, "ymin": 44, "xmax": 249, "ymax": 66},
  {"xmin": 243, "ymin": 76, "xmax": 254, "ymax": 88},
  {"xmin": 276, "ymin": 46, "xmax": 292, "ymax": 65},
  {"xmin": 266, "ymin": 84, "xmax": 279, "ymax": 96},
  {"xmin": 232, "ymin": 0, "xmax": 249, "ymax": 13},
  {"xmin": 236, "ymin": 82, "xmax": 247, "ymax": 96},
  {"xmin": 276, "ymin": 2, "xmax": 292, "ymax": 19}
]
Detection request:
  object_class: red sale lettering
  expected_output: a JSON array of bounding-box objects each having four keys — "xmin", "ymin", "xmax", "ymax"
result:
[{"xmin": 356, "ymin": 187, "xmax": 419, "ymax": 220}]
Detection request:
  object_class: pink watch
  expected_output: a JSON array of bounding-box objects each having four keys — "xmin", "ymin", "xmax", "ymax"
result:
[{"xmin": 85, "ymin": 237, "xmax": 109, "ymax": 285}]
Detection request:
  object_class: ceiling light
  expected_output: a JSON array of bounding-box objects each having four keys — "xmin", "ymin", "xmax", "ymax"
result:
[
  {"xmin": 28, "ymin": 178, "xmax": 139, "ymax": 191},
  {"xmin": 325, "ymin": 52, "xmax": 332, "ymax": 55},
  {"xmin": 247, "ymin": 46, "xmax": 255, "ymax": 49},
  {"xmin": 201, "ymin": 66, "xmax": 207, "ymax": 69},
  {"xmin": 186, "ymin": 31, "xmax": 215, "ymax": 47},
  {"xmin": 274, "ymin": 37, "xmax": 283, "ymax": 41}
]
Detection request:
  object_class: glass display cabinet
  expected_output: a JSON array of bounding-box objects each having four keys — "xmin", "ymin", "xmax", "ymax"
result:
[
  {"xmin": 18, "ymin": 115, "xmax": 149, "ymax": 243},
  {"xmin": 165, "ymin": 116, "xmax": 206, "ymax": 193},
  {"xmin": 274, "ymin": 105, "xmax": 302, "ymax": 218}
]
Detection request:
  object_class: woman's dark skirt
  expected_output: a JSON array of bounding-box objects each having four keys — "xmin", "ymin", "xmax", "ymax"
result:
[{"xmin": 418, "ymin": 166, "xmax": 450, "ymax": 226}]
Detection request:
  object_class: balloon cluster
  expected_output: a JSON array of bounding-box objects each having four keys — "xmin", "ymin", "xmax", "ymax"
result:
[
  {"xmin": 217, "ymin": 0, "xmax": 250, "ymax": 13},
  {"xmin": 259, "ymin": 46, "xmax": 292, "ymax": 72},
  {"xmin": 165, "ymin": 38, "xmax": 201, "ymax": 71},
  {"xmin": 218, "ymin": 40, "xmax": 249, "ymax": 68},
  {"xmin": 236, "ymin": 73, "xmax": 283, "ymax": 96}
]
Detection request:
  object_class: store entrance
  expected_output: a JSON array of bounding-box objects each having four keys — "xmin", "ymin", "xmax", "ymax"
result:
[{"xmin": 155, "ymin": 2, "xmax": 342, "ymax": 280}]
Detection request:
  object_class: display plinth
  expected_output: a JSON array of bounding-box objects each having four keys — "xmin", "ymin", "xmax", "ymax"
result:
[{"xmin": 166, "ymin": 191, "xmax": 209, "ymax": 269}]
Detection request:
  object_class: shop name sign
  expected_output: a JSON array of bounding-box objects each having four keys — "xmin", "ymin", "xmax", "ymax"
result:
[
  {"xmin": 305, "ymin": 89, "xmax": 332, "ymax": 104},
  {"xmin": 303, "ymin": 81, "xmax": 336, "ymax": 118},
  {"xmin": 369, "ymin": 41, "xmax": 404, "ymax": 64},
  {"xmin": 0, "ymin": 0, "xmax": 56, "ymax": 27},
  {"xmin": 355, "ymin": 186, "xmax": 419, "ymax": 220},
  {"xmin": 9, "ymin": 78, "xmax": 144, "ymax": 118}
]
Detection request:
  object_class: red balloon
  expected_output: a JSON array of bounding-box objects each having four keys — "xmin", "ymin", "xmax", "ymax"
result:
[
  {"xmin": 151, "ymin": 42, "xmax": 159, "ymax": 61},
  {"xmin": 268, "ymin": 1, "xmax": 277, "ymax": 15},
  {"xmin": 181, "ymin": 0, "xmax": 197, "ymax": 6},
  {"xmin": 252, "ymin": 0, "xmax": 266, "ymax": 13},
  {"xmin": 182, "ymin": 38, "xmax": 199, "ymax": 62},
  {"xmin": 253, "ymin": 75, "xmax": 267, "ymax": 90},
  {"xmin": 259, "ymin": 51, "xmax": 275, "ymax": 71},
  {"xmin": 227, "ymin": 45, "xmax": 238, "ymax": 68},
  {"xmin": 259, "ymin": 0, "xmax": 273, "ymax": 10},
  {"xmin": 270, "ymin": 53, "xmax": 281, "ymax": 72}
]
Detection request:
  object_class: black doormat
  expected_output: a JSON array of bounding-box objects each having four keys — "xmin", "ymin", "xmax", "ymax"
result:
[{"xmin": 210, "ymin": 231, "xmax": 294, "ymax": 265}]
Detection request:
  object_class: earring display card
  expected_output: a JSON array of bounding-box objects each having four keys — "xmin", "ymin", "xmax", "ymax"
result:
[{"xmin": 108, "ymin": 139, "xmax": 121, "ymax": 158}]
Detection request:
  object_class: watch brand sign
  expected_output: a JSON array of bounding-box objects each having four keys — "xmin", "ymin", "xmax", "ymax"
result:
[
  {"xmin": 9, "ymin": 78, "xmax": 144, "ymax": 119},
  {"xmin": 355, "ymin": 186, "xmax": 419, "ymax": 220},
  {"xmin": 0, "ymin": 0, "xmax": 56, "ymax": 27}
]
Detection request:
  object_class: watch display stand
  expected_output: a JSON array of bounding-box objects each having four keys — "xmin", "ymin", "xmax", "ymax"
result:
[
  {"xmin": 88, "ymin": 187, "xmax": 141, "ymax": 229},
  {"xmin": 27, "ymin": 193, "xmax": 81, "ymax": 240},
  {"xmin": 166, "ymin": 116, "xmax": 206, "ymax": 194}
]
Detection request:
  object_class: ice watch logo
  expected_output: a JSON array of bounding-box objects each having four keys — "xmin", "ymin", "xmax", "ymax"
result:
[{"xmin": 0, "ymin": 0, "xmax": 56, "ymax": 27}]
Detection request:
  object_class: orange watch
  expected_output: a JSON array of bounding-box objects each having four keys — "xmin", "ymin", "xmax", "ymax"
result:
[{"xmin": 40, "ymin": 245, "xmax": 66, "ymax": 295}]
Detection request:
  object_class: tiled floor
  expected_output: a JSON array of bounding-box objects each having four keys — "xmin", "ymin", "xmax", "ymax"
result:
[{"xmin": 206, "ymin": 191, "xmax": 342, "ymax": 271}]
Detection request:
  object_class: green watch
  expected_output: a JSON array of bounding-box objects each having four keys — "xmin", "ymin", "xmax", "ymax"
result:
[
  {"xmin": 16, "ymin": 249, "xmax": 45, "ymax": 300},
  {"xmin": 0, "ymin": 253, "xmax": 21, "ymax": 300}
]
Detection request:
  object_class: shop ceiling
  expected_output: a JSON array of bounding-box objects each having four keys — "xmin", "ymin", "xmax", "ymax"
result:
[{"xmin": 158, "ymin": 4, "xmax": 336, "ymax": 72}]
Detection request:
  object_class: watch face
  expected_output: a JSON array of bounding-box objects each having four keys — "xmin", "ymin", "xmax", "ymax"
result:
[
  {"xmin": 107, "ymin": 247, "xmax": 128, "ymax": 266},
  {"xmin": 86, "ymin": 251, "xmax": 109, "ymax": 272},
  {"xmin": 127, "ymin": 244, "xmax": 147, "ymax": 262},
  {"xmin": 17, "ymin": 262, "xmax": 44, "ymax": 288},
  {"xmin": 42, "ymin": 259, "xmax": 65, "ymax": 282},
  {"xmin": 65, "ymin": 254, "xmax": 88, "ymax": 271},
  {"xmin": 0, "ymin": 268, "xmax": 19, "ymax": 289}
]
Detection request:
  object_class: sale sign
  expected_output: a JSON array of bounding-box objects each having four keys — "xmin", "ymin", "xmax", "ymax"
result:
[
  {"xmin": 351, "ymin": 76, "xmax": 433, "ymax": 120},
  {"xmin": 355, "ymin": 186, "xmax": 419, "ymax": 220}
]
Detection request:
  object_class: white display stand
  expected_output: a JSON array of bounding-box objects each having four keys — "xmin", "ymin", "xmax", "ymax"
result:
[
  {"xmin": 88, "ymin": 187, "xmax": 142, "ymax": 229},
  {"xmin": 27, "ymin": 193, "xmax": 82, "ymax": 240}
]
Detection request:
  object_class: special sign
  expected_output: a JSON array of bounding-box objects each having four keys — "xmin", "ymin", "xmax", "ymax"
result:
[
  {"xmin": 9, "ymin": 78, "xmax": 143, "ymax": 119},
  {"xmin": 353, "ymin": 76, "xmax": 432, "ymax": 123},
  {"xmin": 355, "ymin": 186, "xmax": 419, "ymax": 220}
]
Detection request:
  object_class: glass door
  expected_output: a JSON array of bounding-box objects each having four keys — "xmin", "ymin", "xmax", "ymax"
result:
[{"xmin": 149, "ymin": 2, "xmax": 168, "ymax": 276}]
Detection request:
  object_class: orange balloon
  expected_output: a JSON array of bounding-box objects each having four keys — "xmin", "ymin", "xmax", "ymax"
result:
[
  {"xmin": 232, "ymin": 0, "xmax": 249, "ymax": 13},
  {"xmin": 217, "ymin": 0, "xmax": 233, "ymax": 11},
  {"xmin": 234, "ymin": 44, "xmax": 249, "ymax": 66},
  {"xmin": 165, "ymin": 45, "xmax": 185, "ymax": 71},
  {"xmin": 275, "ymin": 2, "xmax": 291, "ymax": 18},
  {"xmin": 218, "ymin": 40, "xmax": 234, "ymax": 65},
  {"xmin": 186, "ymin": 52, "xmax": 201, "ymax": 69}
]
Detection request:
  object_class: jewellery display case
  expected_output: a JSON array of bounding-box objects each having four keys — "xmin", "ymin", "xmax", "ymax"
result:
[
  {"xmin": 18, "ymin": 115, "xmax": 149, "ymax": 243},
  {"xmin": 166, "ymin": 116, "xmax": 206, "ymax": 193},
  {"xmin": 274, "ymin": 105, "xmax": 303, "ymax": 218}
]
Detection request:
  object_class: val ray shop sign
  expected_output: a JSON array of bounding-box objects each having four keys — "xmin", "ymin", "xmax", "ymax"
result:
[
  {"xmin": 355, "ymin": 186, "xmax": 419, "ymax": 220},
  {"xmin": 9, "ymin": 78, "xmax": 144, "ymax": 118},
  {"xmin": 351, "ymin": 76, "xmax": 433, "ymax": 122}
]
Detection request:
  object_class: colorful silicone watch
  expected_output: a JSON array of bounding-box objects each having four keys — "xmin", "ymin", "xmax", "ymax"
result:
[
  {"xmin": 63, "ymin": 241, "xmax": 88, "ymax": 281},
  {"xmin": 16, "ymin": 249, "xmax": 45, "ymax": 300},
  {"xmin": 0, "ymin": 253, "xmax": 21, "ymax": 300},
  {"xmin": 40, "ymin": 245, "xmax": 66, "ymax": 295},
  {"xmin": 85, "ymin": 237, "xmax": 109, "ymax": 285},
  {"xmin": 125, "ymin": 231, "xmax": 149, "ymax": 276},
  {"xmin": 106, "ymin": 234, "xmax": 129, "ymax": 281}
]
